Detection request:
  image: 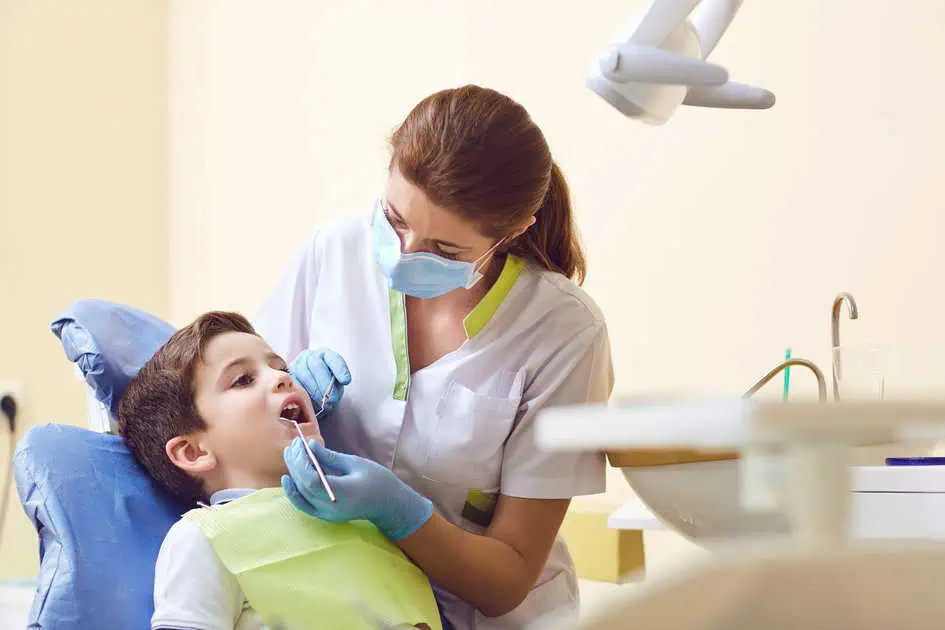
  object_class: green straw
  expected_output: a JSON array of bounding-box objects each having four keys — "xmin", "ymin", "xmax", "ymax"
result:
[{"xmin": 783, "ymin": 348, "xmax": 792, "ymax": 401}]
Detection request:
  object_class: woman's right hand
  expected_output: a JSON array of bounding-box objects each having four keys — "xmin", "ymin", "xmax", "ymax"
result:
[
  {"xmin": 282, "ymin": 439, "xmax": 433, "ymax": 542},
  {"xmin": 289, "ymin": 348, "xmax": 352, "ymax": 417}
]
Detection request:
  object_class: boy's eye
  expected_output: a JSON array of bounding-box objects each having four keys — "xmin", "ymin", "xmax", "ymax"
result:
[{"xmin": 233, "ymin": 373, "xmax": 255, "ymax": 388}]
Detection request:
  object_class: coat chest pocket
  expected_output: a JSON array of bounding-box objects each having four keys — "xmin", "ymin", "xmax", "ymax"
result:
[{"xmin": 424, "ymin": 378, "xmax": 522, "ymax": 488}]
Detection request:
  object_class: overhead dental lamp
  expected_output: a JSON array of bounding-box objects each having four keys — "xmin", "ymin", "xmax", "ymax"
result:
[{"xmin": 588, "ymin": 0, "xmax": 776, "ymax": 124}]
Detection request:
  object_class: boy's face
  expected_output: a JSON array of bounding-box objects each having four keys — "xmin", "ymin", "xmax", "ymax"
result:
[{"xmin": 191, "ymin": 331, "xmax": 323, "ymax": 488}]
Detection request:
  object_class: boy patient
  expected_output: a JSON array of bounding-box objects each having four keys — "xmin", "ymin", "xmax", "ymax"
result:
[{"xmin": 118, "ymin": 312, "xmax": 437, "ymax": 630}]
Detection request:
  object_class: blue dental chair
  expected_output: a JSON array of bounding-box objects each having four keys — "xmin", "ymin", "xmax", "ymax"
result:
[{"xmin": 14, "ymin": 300, "xmax": 189, "ymax": 629}]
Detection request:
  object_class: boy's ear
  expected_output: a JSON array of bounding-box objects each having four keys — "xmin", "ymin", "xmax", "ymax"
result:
[{"xmin": 166, "ymin": 434, "xmax": 216, "ymax": 475}]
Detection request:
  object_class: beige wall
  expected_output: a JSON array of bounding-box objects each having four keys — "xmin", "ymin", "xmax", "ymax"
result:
[
  {"xmin": 0, "ymin": 0, "xmax": 940, "ymax": 586},
  {"xmin": 169, "ymin": 0, "xmax": 945, "ymax": 401},
  {"xmin": 0, "ymin": 1, "xmax": 168, "ymax": 579}
]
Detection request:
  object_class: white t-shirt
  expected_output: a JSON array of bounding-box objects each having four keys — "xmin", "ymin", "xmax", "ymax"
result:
[{"xmin": 152, "ymin": 518, "xmax": 266, "ymax": 630}]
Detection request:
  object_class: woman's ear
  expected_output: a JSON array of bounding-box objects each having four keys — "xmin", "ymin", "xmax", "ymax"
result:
[
  {"xmin": 502, "ymin": 215, "xmax": 537, "ymax": 251},
  {"xmin": 512, "ymin": 215, "xmax": 537, "ymax": 240},
  {"xmin": 166, "ymin": 434, "xmax": 216, "ymax": 475}
]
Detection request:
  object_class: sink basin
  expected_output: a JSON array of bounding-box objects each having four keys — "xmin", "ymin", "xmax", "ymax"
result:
[
  {"xmin": 624, "ymin": 459, "xmax": 790, "ymax": 541},
  {"xmin": 537, "ymin": 399, "xmax": 945, "ymax": 546}
]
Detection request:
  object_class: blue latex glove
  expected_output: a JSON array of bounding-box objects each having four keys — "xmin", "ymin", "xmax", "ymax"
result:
[
  {"xmin": 281, "ymin": 439, "xmax": 433, "ymax": 541},
  {"xmin": 289, "ymin": 348, "xmax": 352, "ymax": 416}
]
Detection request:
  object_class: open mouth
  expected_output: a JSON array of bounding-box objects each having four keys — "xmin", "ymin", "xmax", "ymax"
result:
[{"xmin": 280, "ymin": 399, "xmax": 310, "ymax": 425}]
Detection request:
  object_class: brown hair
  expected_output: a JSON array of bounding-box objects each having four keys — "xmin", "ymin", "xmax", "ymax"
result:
[
  {"xmin": 118, "ymin": 312, "xmax": 257, "ymax": 506},
  {"xmin": 390, "ymin": 85, "xmax": 587, "ymax": 284}
]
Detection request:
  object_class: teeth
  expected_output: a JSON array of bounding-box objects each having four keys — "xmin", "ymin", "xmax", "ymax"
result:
[{"xmin": 281, "ymin": 402, "xmax": 303, "ymax": 422}]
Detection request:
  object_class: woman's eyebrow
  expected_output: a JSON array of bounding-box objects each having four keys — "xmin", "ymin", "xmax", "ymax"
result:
[
  {"xmin": 387, "ymin": 200, "xmax": 471, "ymax": 250},
  {"xmin": 386, "ymin": 200, "xmax": 404, "ymax": 221}
]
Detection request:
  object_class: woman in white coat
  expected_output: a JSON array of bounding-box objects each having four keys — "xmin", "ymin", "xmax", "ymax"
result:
[{"xmin": 255, "ymin": 85, "xmax": 614, "ymax": 630}]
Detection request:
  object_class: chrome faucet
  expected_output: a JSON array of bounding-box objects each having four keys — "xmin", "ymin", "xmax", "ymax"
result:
[
  {"xmin": 743, "ymin": 358, "xmax": 828, "ymax": 402},
  {"xmin": 831, "ymin": 292, "xmax": 859, "ymax": 401}
]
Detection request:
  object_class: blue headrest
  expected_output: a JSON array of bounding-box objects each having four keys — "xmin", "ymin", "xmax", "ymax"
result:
[
  {"xmin": 14, "ymin": 423, "xmax": 188, "ymax": 630},
  {"xmin": 51, "ymin": 300, "xmax": 175, "ymax": 419}
]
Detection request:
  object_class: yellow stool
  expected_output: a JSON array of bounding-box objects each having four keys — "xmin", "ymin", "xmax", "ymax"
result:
[{"xmin": 560, "ymin": 497, "xmax": 645, "ymax": 584}]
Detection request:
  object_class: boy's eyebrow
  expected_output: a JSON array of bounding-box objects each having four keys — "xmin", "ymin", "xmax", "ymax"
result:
[
  {"xmin": 217, "ymin": 353, "xmax": 286, "ymax": 383},
  {"xmin": 386, "ymin": 200, "xmax": 470, "ymax": 251},
  {"xmin": 218, "ymin": 357, "xmax": 251, "ymax": 382}
]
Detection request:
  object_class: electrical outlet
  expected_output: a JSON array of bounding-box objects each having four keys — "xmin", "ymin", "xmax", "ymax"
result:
[
  {"xmin": 0, "ymin": 379, "xmax": 24, "ymax": 432},
  {"xmin": 0, "ymin": 380, "xmax": 24, "ymax": 406}
]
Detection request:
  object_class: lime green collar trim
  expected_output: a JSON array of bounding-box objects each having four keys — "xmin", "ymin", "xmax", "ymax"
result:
[
  {"xmin": 388, "ymin": 289, "xmax": 410, "ymax": 401},
  {"xmin": 463, "ymin": 255, "xmax": 525, "ymax": 339},
  {"xmin": 386, "ymin": 255, "xmax": 524, "ymax": 401}
]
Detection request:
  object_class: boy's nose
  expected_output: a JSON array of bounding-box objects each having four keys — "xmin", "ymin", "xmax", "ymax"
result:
[{"xmin": 271, "ymin": 370, "xmax": 293, "ymax": 392}]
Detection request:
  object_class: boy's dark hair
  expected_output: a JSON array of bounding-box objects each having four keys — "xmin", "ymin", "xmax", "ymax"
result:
[{"xmin": 118, "ymin": 311, "xmax": 257, "ymax": 506}]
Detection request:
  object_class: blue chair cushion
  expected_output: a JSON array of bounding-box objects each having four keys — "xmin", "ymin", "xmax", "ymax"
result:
[
  {"xmin": 14, "ymin": 423, "xmax": 189, "ymax": 630},
  {"xmin": 50, "ymin": 300, "xmax": 176, "ymax": 419}
]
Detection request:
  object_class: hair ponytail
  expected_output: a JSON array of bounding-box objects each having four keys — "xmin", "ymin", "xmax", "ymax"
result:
[{"xmin": 512, "ymin": 162, "xmax": 586, "ymax": 284}]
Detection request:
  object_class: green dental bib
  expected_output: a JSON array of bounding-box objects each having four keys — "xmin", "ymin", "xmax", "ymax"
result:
[{"xmin": 184, "ymin": 488, "xmax": 441, "ymax": 630}]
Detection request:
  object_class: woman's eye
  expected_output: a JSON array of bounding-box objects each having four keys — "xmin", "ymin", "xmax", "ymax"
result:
[
  {"xmin": 233, "ymin": 373, "xmax": 254, "ymax": 388},
  {"xmin": 383, "ymin": 207, "xmax": 401, "ymax": 225},
  {"xmin": 436, "ymin": 247, "xmax": 459, "ymax": 260}
]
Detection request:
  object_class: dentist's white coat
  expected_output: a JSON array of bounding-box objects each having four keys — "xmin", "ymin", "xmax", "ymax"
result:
[{"xmin": 255, "ymin": 214, "xmax": 613, "ymax": 630}]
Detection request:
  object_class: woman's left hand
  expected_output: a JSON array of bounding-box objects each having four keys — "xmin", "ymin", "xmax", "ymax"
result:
[
  {"xmin": 289, "ymin": 348, "xmax": 351, "ymax": 416},
  {"xmin": 282, "ymin": 438, "xmax": 433, "ymax": 541}
]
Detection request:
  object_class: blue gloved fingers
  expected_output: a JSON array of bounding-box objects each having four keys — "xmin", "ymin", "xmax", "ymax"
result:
[
  {"xmin": 284, "ymin": 438, "xmax": 350, "ymax": 475},
  {"xmin": 313, "ymin": 354, "xmax": 346, "ymax": 412},
  {"xmin": 283, "ymin": 440, "xmax": 320, "ymax": 488},
  {"xmin": 283, "ymin": 439, "xmax": 323, "ymax": 480},
  {"xmin": 290, "ymin": 360, "xmax": 333, "ymax": 414},
  {"xmin": 287, "ymin": 348, "xmax": 351, "ymax": 415},
  {"xmin": 283, "ymin": 451, "xmax": 334, "ymax": 509},
  {"xmin": 322, "ymin": 380, "xmax": 344, "ymax": 411},
  {"xmin": 282, "ymin": 438, "xmax": 436, "ymax": 539},
  {"xmin": 320, "ymin": 349, "xmax": 352, "ymax": 386},
  {"xmin": 307, "ymin": 353, "xmax": 337, "ymax": 404},
  {"xmin": 303, "ymin": 350, "xmax": 346, "ymax": 413},
  {"xmin": 304, "ymin": 439, "xmax": 352, "ymax": 473},
  {"xmin": 284, "ymin": 475, "xmax": 354, "ymax": 526},
  {"xmin": 289, "ymin": 351, "xmax": 321, "ymax": 402},
  {"xmin": 283, "ymin": 439, "xmax": 353, "ymax": 505},
  {"xmin": 282, "ymin": 474, "xmax": 347, "ymax": 523}
]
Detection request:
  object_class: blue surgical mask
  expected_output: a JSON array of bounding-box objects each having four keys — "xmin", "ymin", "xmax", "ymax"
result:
[{"xmin": 372, "ymin": 201, "xmax": 504, "ymax": 299}]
